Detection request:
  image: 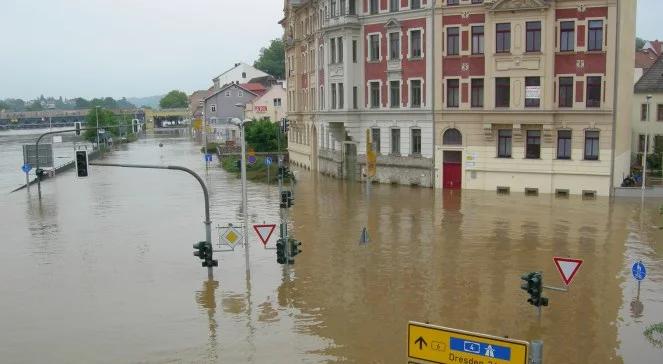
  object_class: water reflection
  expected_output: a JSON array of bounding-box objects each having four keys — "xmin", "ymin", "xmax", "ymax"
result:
[{"xmin": 195, "ymin": 278, "xmax": 219, "ymax": 362}]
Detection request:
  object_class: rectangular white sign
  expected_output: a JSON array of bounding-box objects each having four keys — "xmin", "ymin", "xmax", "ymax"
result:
[{"xmin": 526, "ymin": 86, "xmax": 541, "ymax": 99}]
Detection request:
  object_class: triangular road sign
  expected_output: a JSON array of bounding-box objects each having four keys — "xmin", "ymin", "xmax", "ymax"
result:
[
  {"xmin": 253, "ymin": 224, "xmax": 276, "ymax": 246},
  {"xmin": 553, "ymin": 257, "xmax": 583, "ymax": 286}
]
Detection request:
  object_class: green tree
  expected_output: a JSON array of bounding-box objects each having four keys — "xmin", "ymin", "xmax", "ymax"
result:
[
  {"xmin": 159, "ymin": 90, "xmax": 188, "ymax": 109},
  {"xmin": 83, "ymin": 108, "xmax": 126, "ymax": 142},
  {"xmin": 637, "ymin": 37, "xmax": 646, "ymax": 51},
  {"xmin": 26, "ymin": 101, "xmax": 43, "ymax": 111},
  {"xmin": 0, "ymin": 100, "xmax": 9, "ymax": 111},
  {"xmin": 254, "ymin": 39, "xmax": 285, "ymax": 79},
  {"xmin": 244, "ymin": 119, "xmax": 286, "ymax": 152}
]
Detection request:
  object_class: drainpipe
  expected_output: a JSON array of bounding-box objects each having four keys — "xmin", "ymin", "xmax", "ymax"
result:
[
  {"xmin": 609, "ymin": 0, "xmax": 621, "ymax": 197},
  {"xmin": 430, "ymin": 0, "xmax": 437, "ymax": 188}
]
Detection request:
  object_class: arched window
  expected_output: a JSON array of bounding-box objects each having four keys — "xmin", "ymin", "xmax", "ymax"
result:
[{"xmin": 443, "ymin": 128, "xmax": 462, "ymax": 145}]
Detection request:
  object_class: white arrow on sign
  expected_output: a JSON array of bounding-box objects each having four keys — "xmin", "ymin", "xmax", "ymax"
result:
[
  {"xmin": 253, "ymin": 224, "xmax": 276, "ymax": 246},
  {"xmin": 553, "ymin": 257, "xmax": 584, "ymax": 286}
]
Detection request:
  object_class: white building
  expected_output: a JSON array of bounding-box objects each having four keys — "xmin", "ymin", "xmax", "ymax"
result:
[{"xmin": 212, "ymin": 62, "xmax": 269, "ymax": 90}]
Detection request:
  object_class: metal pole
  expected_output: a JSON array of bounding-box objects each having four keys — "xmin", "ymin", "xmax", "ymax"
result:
[
  {"xmin": 240, "ymin": 123, "xmax": 250, "ymax": 273},
  {"xmin": 25, "ymin": 171, "xmax": 30, "ymax": 192},
  {"xmin": 530, "ymin": 340, "xmax": 543, "ymax": 364},
  {"xmin": 203, "ymin": 107, "xmax": 208, "ymax": 170},
  {"xmin": 643, "ymin": 96, "xmax": 652, "ymax": 195},
  {"xmin": 90, "ymin": 162, "xmax": 214, "ymax": 278},
  {"xmin": 95, "ymin": 107, "xmax": 101, "ymax": 156}
]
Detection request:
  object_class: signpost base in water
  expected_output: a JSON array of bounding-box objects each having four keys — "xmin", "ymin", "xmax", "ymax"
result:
[{"xmin": 359, "ymin": 227, "xmax": 370, "ymax": 244}]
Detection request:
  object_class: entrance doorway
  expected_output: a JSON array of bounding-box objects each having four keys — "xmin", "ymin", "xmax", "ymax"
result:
[{"xmin": 443, "ymin": 151, "xmax": 462, "ymax": 189}]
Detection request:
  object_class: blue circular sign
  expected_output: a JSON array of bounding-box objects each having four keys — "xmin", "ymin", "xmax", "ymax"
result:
[
  {"xmin": 248, "ymin": 155, "xmax": 257, "ymax": 165},
  {"xmin": 21, "ymin": 163, "xmax": 32, "ymax": 173},
  {"xmin": 205, "ymin": 153, "xmax": 213, "ymax": 162},
  {"xmin": 265, "ymin": 156, "xmax": 272, "ymax": 166},
  {"xmin": 632, "ymin": 261, "xmax": 647, "ymax": 281}
]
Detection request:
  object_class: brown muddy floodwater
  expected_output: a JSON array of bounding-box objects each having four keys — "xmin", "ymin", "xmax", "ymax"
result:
[{"xmin": 0, "ymin": 130, "xmax": 661, "ymax": 363}]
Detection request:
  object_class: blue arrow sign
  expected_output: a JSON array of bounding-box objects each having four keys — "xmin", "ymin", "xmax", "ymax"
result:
[
  {"xmin": 21, "ymin": 163, "xmax": 32, "ymax": 173},
  {"xmin": 632, "ymin": 261, "xmax": 647, "ymax": 281},
  {"xmin": 450, "ymin": 337, "xmax": 511, "ymax": 361},
  {"xmin": 205, "ymin": 153, "xmax": 213, "ymax": 162},
  {"xmin": 265, "ymin": 156, "xmax": 272, "ymax": 166}
]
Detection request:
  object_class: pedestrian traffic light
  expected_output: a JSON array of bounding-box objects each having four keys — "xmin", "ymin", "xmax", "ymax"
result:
[
  {"xmin": 521, "ymin": 272, "xmax": 549, "ymax": 307},
  {"xmin": 75, "ymin": 150, "xmax": 88, "ymax": 177},
  {"xmin": 280, "ymin": 190, "xmax": 293, "ymax": 208},
  {"xmin": 75, "ymin": 122, "xmax": 81, "ymax": 136},
  {"xmin": 289, "ymin": 238, "xmax": 302, "ymax": 258},
  {"xmin": 276, "ymin": 238, "xmax": 287, "ymax": 264},
  {"xmin": 193, "ymin": 241, "xmax": 217, "ymax": 268}
]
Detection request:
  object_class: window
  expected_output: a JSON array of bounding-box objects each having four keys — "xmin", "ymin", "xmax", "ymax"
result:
[
  {"xmin": 331, "ymin": 38, "xmax": 337, "ymax": 63},
  {"xmin": 331, "ymin": 0, "xmax": 336, "ymax": 17},
  {"xmin": 447, "ymin": 27, "xmax": 459, "ymax": 55},
  {"xmin": 525, "ymin": 77, "xmax": 540, "ymax": 108},
  {"xmin": 242, "ymin": 72, "xmax": 246, "ymax": 78},
  {"xmin": 352, "ymin": 40, "xmax": 357, "ymax": 63},
  {"xmin": 225, "ymin": 91, "xmax": 231, "ymax": 97},
  {"xmin": 641, "ymin": 104, "xmax": 648, "ymax": 121},
  {"xmin": 338, "ymin": 38, "xmax": 344, "ymax": 62},
  {"xmin": 658, "ymin": 104, "xmax": 663, "ymax": 121},
  {"xmin": 410, "ymin": 30, "xmax": 422, "ymax": 58},
  {"xmin": 411, "ymin": 129, "xmax": 422, "ymax": 155},
  {"xmin": 447, "ymin": 0, "xmax": 459, "ymax": 5},
  {"xmin": 411, "ymin": 0, "xmax": 421, "ymax": 9},
  {"xmin": 586, "ymin": 76, "xmax": 601, "ymax": 107},
  {"xmin": 471, "ymin": 79, "xmax": 484, "ymax": 107},
  {"xmin": 584, "ymin": 130, "xmax": 600, "ymax": 160},
  {"xmin": 353, "ymin": 86, "xmax": 358, "ymax": 109},
  {"xmin": 638, "ymin": 134, "xmax": 647, "ymax": 153},
  {"xmin": 447, "ymin": 79, "xmax": 459, "ymax": 108},
  {"xmin": 369, "ymin": 34, "xmax": 380, "ymax": 61},
  {"xmin": 372, "ymin": 128, "xmax": 381, "ymax": 153},
  {"xmin": 588, "ymin": 20, "xmax": 603, "ymax": 51},
  {"xmin": 370, "ymin": 0, "xmax": 378, "ymax": 14},
  {"xmin": 411, "ymin": 80, "xmax": 422, "ymax": 108},
  {"xmin": 526, "ymin": 21, "xmax": 541, "ymax": 52},
  {"xmin": 370, "ymin": 82, "xmax": 380, "ymax": 108},
  {"xmin": 331, "ymin": 84, "xmax": 337, "ymax": 109},
  {"xmin": 471, "ymin": 0, "xmax": 483, "ymax": 3},
  {"xmin": 391, "ymin": 128, "xmax": 401, "ymax": 154},
  {"xmin": 390, "ymin": 81, "xmax": 400, "ymax": 108},
  {"xmin": 472, "ymin": 26, "xmax": 484, "ymax": 55},
  {"xmin": 495, "ymin": 78, "xmax": 510, "ymax": 107},
  {"xmin": 210, "ymin": 104, "xmax": 216, "ymax": 113},
  {"xmin": 443, "ymin": 129, "xmax": 462, "ymax": 145},
  {"xmin": 557, "ymin": 130, "xmax": 572, "ymax": 159},
  {"xmin": 273, "ymin": 98, "xmax": 282, "ymax": 107},
  {"xmin": 390, "ymin": 0, "xmax": 399, "ymax": 12},
  {"xmin": 340, "ymin": 0, "xmax": 346, "ymax": 15},
  {"xmin": 496, "ymin": 23, "xmax": 511, "ymax": 53},
  {"xmin": 498, "ymin": 129, "xmax": 512, "ymax": 158},
  {"xmin": 349, "ymin": 0, "xmax": 356, "ymax": 15},
  {"xmin": 320, "ymin": 86, "xmax": 324, "ymax": 109},
  {"xmin": 560, "ymin": 21, "xmax": 575, "ymax": 52},
  {"xmin": 389, "ymin": 32, "xmax": 400, "ymax": 60},
  {"xmin": 238, "ymin": 90, "xmax": 244, "ymax": 97},
  {"xmin": 559, "ymin": 77, "xmax": 574, "ymax": 107},
  {"xmin": 338, "ymin": 83, "xmax": 344, "ymax": 109},
  {"xmin": 526, "ymin": 130, "xmax": 541, "ymax": 159}
]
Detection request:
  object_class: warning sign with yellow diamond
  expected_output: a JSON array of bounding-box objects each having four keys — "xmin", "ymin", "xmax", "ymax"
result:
[{"xmin": 219, "ymin": 225, "xmax": 243, "ymax": 249}]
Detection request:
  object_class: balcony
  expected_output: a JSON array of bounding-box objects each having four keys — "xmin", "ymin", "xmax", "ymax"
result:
[
  {"xmin": 387, "ymin": 59, "xmax": 402, "ymax": 73},
  {"xmin": 289, "ymin": 0, "xmax": 310, "ymax": 7},
  {"xmin": 321, "ymin": 14, "xmax": 360, "ymax": 31}
]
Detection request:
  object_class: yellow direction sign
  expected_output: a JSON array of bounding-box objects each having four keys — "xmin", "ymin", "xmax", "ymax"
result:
[
  {"xmin": 367, "ymin": 150, "xmax": 377, "ymax": 177},
  {"xmin": 248, "ymin": 148, "xmax": 256, "ymax": 157},
  {"xmin": 408, "ymin": 322, "xmax": 528, "ymax": 364}
]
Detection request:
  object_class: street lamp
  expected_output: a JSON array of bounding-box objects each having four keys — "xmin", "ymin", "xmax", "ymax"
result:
[
  {"xmin": 231, "ymin": 116, "xmax": 251, "ymax": 274},
  {"xmin": 643, "ymin": 95, "xmax": 652, "ymax": 194},
  {"xmin": 95, "ymin": 106, "xmax": 100, "ymax": 152}
]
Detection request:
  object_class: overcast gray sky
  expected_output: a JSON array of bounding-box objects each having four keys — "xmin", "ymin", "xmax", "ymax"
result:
[{"xmin": 0, "ymin": 0, "xmax": 660, "ymax": 100}]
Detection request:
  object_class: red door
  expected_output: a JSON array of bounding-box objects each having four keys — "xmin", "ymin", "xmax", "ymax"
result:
[{"xmin": 443, "ymin": 163, "xmax": 462, "ymax": 190}]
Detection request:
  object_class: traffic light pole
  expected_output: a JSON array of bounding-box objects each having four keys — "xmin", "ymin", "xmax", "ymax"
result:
[
  {"xmin": 89, "ymin": 162, "xmax": 214, "ymax": 279},
  {"xmin": 34, "ymin": 125, "xmax": 126, "ymax": 200}
]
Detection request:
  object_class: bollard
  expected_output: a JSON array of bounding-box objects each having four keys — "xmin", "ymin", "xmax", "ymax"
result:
[{"xmin": 530, "ymin": 340, "xmax": 543, "ymax": 364}]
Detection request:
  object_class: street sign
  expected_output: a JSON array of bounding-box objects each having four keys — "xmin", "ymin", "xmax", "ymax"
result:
[
  {"xmin": 632, "ymin": 261, "xmax": 647, "ymax": 281},
  {"xmin": 21, "ymin": 163, "xmax": 32, "ymax": 173},
  {"xmin": 23, "ymin": 144, "xmax": 54, "ymax": 168},
  {"xmin": 253, "ymin": 224, "xmax": 276, "ymax": 246},
  {"xmin": 248, "ymin": 155, "xmax": 257, "ymax": 165},
  {"xmin": 52, "ymin": 136, "xmax": 63, "ymax": 143},
  {"xmin": 408, "ymin": 322, "xmax": 529, "ymax": 364},
  {"xmin": 205, "ymin": 153, "xmax": 213, "ymax": 162},
  {"xmin": 553, "ymin": 257, "xmax": 584, "ymax": 286},
  {"xmin": 265, "ymin": 156, "xmax": 273, "ymax": 166},
  {"xmin": 219, "ymin": 225, "xmax": 242, "ymax": 249},
  {"xmin": 367, "ymin": 150, "xmax": 377, "ymax": 178},
  {"xmin": 248, "ymin": 148, "xmax": 256, "ymax": 157}
]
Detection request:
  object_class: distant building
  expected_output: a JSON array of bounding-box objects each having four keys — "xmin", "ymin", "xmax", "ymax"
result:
[
  {"xmin": 203, "ymin": 83, "xmax": 260, "ymax": 143},
  {"xmin": 212, "ymin": 62, "xmax": 270, "ymax": 90},
  {"xmin": 635, "ymin": 40, "xmax": 663, "ymax": 83},
  {"xmin": 189, "ymin": 90, "xmax": 211, "ymax": 119},
  {"xmin": 632, "ymin": 56, "xmax": 663, "ymax": 158},
  {"xmin": 245, "ymin": 83, "xmax": 287, "ymax": 122}
]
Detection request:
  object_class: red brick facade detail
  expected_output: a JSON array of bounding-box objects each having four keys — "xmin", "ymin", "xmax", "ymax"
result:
[
  {"xmin": 443, "ymin": 14, "xmax": 485, "ymax": 26},
  {"xmin": 556, "ymin": 7, "xmax": 608, "ymax": 20},
  {"xmin": 461, "ymin": 31, "xmax": 469, "ymax": 51},
  {"xmin": 555, "ymin": 53, "xmax": 606, "ymax": 76},
  {"xmin": 577, "ymin": 25, "xmax": 585, "ymax": 47},
  {"xmin": 443, "ymin": 56, "xmax": 485, "ymax": 78},
  {"xmin": 575, "ymin": 81, "xmax": 584, "ymax": 103},
  {"xmin": 461, "ymin": 83, "xmax": 469, "ymax": 104}
]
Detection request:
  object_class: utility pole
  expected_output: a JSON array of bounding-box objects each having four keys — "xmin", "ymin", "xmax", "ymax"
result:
[{"xmin": 643, "ymin": 95, "xmax": 652, "ymax": 197}]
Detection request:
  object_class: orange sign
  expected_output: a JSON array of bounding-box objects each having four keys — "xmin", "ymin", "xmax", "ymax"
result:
[{"xmin": 255, "ymin": 106, "xmax": 268, "ymax": 113}]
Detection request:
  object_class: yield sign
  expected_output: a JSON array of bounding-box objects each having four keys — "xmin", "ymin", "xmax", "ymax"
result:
[
  {"xmin": 253, "ymin": 224, "xmax": 276, "ymax": 246},
  {"xmin": 553, "ymin": 257, "xmax": 583, "ymax": 286}
]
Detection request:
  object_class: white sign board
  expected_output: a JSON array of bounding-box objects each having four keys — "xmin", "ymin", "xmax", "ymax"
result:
[
  {"xmin": 465, "ymin": 152, "xmax": 478, "ymax": 170},
  {"xmin": 525, "ymin": 86, "xmax": 541, "ymax": 99}
]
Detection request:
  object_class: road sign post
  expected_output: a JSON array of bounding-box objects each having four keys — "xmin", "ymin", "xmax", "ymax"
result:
[
  {"xmin": 408, "ymin": 322, "xmax": 529, "ymax": 364},
  {"xmin": 632, "ymin": 261, "xmax": 647, "ymax": 298},
  {"xmin": 553, "ymin": 257, "xmax": 583, "ymax": 286},
  {"xmin": 21, "ymin": 163, "xmax": 32, "ymax": 192},
  {"xmin": 253, "ymin": 224, "xmax": 276, "ymax": 247}
]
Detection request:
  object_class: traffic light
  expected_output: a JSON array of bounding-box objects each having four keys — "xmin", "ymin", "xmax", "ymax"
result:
[
  {"xmin": 193, "ymin": 241, "xmax": 218, "ymax": 268},
  {"xmin": 280, "ymin": 118, "xmax": 289, "ymax": 134},
  {"xmin": 276, "ymin": 238, "xmax": 287, "ymax": 264},
  {"xmin": 75, "ymin": 150, "xmax": 88, "ymax": 177},
  {"xmin": 132, "ymin": 119, "xmax": 139, "ymax": 134},
  {"xmin": 75, "ymin": 122, "xmax": 81, "ymax": 136},
  {"xmin": 289, "ymin": 238, "xmax": 302, "ymax": 258},
  {"xmin": 280, "ymin": 190, "xmax": 293, "ymax": 208},
  {"xmin": 235, "ymin": 159, "xmax": 241, "ymax": 170},
  {"xmin": 35, "ymin": 168, "xmax": 45, "ymax": 179},
  {"xmin": 521, "ymin": 272, "xmax": 549, "ymax": 307}
]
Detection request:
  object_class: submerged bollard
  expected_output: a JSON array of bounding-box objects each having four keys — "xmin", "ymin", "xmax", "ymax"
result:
[{"xmin": 531, "ymin": 340, "xmax": 543, "ymax": 364}]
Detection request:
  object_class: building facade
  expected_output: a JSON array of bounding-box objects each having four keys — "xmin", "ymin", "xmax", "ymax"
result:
[
  {"xmin": 203, "ymin": 83, "xmax": 259, "ymax": 143},
  {"xmin": 245, "ymin": 83, "xmax": 287, "ymax": 122},
  {"xmin": 282, "ymin": 0, "xmax": 635, "ymax": 196},
  {"xmin": 632, "ymin": 56, "xmax": 663, "ymax": 159},
  {"xmin": 212, "ymin": 62, "xmax": 270, "ymax": 90}
]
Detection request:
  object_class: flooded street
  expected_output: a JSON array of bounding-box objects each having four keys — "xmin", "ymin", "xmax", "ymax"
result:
[{"xmin": 0, "ymin": 129, "xmax": 661, "ymax": 363}]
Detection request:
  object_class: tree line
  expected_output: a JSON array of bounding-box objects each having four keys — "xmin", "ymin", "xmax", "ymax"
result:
[{"xmin": 0, "ymin": 95, "xmax": 135, "ymax": 113}]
